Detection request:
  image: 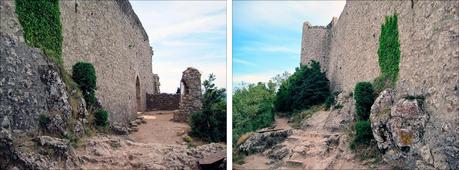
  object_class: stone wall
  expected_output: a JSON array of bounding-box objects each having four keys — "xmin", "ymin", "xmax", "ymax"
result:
[
  {"xmin": 60, "ymin": 0, "xmax": 158, "ymax": 124},
  {"xmin": 146, "ymin": 93, "xmax": 179, "ymax": 111},
  {"xmin": 300, "ymin": 21, "xmax": 332, "ymax": 66},
  {"xmin": 152, "ymin": 74, "xmax": 160, "ymax": 94},
  {"xmin": 300, "ymin": 1, "xmax": 459, "ymax": 168},
  {"xmin": 173, "ymin": 67, "xmax": 202, "ymax": 122}
]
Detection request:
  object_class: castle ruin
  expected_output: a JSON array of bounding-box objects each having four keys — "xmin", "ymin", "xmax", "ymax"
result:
[
  {"xmin": 174, "ymin": 67, "xmax": 203, "ymax": 122},
  {"xmin": 301, "ymin": 1, "xmax": 458, "ymax": 168},
  {"xmin": 60, "ymin": 0, "xmax": 159, "ymax": 125}
]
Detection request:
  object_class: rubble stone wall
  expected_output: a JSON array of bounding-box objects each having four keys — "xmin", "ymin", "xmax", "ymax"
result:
[
  {"xmin": 173, "ymin": 68, "xmax": 202, "ymax": 122},
  {"xmin": 146, "ymin": 93, "xmax": 180, "ymax": 111}
]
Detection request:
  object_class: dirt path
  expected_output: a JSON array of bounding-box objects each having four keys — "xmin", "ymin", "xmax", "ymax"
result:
[
  {"xmin": 128, "ymin": 111, "xmax": 189, "ymax": 145},
  {"xmin": 237, "ymin": 110, "xmax": 367, "ymax": 169},
  {"xmin": 74, "ymin": 110, "xmax": 225, "ymax": 169}
]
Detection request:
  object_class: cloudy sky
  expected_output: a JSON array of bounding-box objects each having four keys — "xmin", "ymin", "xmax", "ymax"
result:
[
  {"xmin": 130, "ymin": 1, "xmax": 226, "ymax": 93},
  {"xmin": 233, "ymin": 1, "xmax": 346, "ymax": 88}
]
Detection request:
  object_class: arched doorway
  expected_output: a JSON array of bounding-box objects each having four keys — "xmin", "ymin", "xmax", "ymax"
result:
[{"xmin": 136, "ymin": 76, "xmax": 141, "ymax": 112}]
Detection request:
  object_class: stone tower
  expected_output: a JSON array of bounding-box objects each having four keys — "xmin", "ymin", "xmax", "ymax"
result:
[{"xmin": 173, "ymin": 67, "xmax": 202, "ymax": 122}]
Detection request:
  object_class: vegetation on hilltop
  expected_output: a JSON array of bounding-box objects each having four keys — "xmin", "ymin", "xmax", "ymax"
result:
[
  {"xmin": 190, "ymin": 74, "xmax": 227, "ymax": 142},
  {"xmin": 233, "ymin": 82, "xmax": 276, "ymax": 143},
  {"xmin": 275, "ymin": 60, "xmax": 330, "ymax": 113}
]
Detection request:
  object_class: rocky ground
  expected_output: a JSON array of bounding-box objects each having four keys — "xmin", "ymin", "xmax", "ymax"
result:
[
  {"xmin": 75, "ymin": 111, "xmax": 226, "ymax": 169},
  {"xmin": 235, "ymin": 109, "xmax": 380, "ymax": 169}
]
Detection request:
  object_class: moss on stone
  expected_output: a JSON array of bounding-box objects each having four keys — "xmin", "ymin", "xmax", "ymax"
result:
[{"xmin": 15, "ymin": 0, "xmax": 62, "ymax": 63}]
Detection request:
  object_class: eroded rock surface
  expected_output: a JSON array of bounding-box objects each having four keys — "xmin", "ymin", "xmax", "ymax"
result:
[
  {"xmin": 76, "ymin": 135, "xmax": 226, "ymax": 170},
  {"xmin": 370, "ymin": 89, "xmax": 436, "ymax": 169},
  {"xmin": 238, "ymin": 129, "xmax": 292, "ymax": 154}
]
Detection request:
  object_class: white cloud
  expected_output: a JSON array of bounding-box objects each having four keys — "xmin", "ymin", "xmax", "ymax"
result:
[
  {"xmin": 233, "ymin": 58, "xmax": 255, "ymax": 66},
  {"xmin": 130, "ymin": 1, "xmax": 226, "ymax": 93},
  {"xmin": 235, "ymin": 1, "xmax": 346, "ymax": 28}
]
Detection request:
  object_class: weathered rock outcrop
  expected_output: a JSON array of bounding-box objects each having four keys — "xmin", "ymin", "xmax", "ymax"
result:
[
  {"xmin": 238, "ymin": 129, "xmax": 292, "ymax": 154},
  {"xmin": 370, "ymin": 90, "xmax": 440, "ymax": 169},
  {"xmin": 0, "ymin": 1, "xmax": 85, "ymax": 168},
  {"xmin": 76, "ymin": 135, "xmax": 226, "ymax": 169},
  {"xmin": 301, "ymin": 1, "xmax": 459, "ymax": 168}
]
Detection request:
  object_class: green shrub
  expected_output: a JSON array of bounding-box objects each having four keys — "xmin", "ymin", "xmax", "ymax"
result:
[
  {"xmin": 324, "ymin": 95, "xmax": 336, "ymax": 110},
  {"xmin": 72, "ymin": 62, "xmax": 97, "ymax": 108},
  {"xmin": 94, "ymin": 109, "xmax": 109, "ymax": 127},
  {"xmin": 233, "ymin": 82, "xmax": 275, "ymax": 143},
  {"xmin": 38, "ymin": 114, "xmax": 50, "ymax": 129},
  {"xmin": 354, "ymin": 82, "xmax": 374, "ymax": 121},
  {"xmin": 72, "ymin": 62, "xmax": 96, "ymax": 93},
  {"xmin": 190, "ymin": 74, "xmax": 226, "ymax": 142},
  {"xmin": 16, "ymin": 0, "xmax": 62, "ymax": 63},
  {"xmin": 83, "ymin": 91, "xmax": 97, "ymax": 107},
  {"xmin": 351, "ymin": 120, "xmax": 373, "ymax": 149},
  {"xmin": 183, "ymin": 135, "xmax": 193, "ymax": 143},
  {"xmin": 275, "ymin": 60, "xmax": 330, "ymax": 113},
  {"xmin": 334, "ymin": 104, "xmax": 344, "ymax": 109},
  {"xmin": 377, "ymin": 13, "xmax": 401, "ymax": 89}
]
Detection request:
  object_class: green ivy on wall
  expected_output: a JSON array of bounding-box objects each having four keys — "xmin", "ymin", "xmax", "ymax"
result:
[
  {"xmin": 16, "ymin": 0, "xmax": 63, "ymax": 63},
  {"xmin": 374, "ymin": 13, "xmax": 401, "ymax": 93}
]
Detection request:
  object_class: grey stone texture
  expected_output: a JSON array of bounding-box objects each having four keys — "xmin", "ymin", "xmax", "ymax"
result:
[
  {"xmin": 152, "ymin": 74, "xmax": 160, "ymax": 94},
  {"xmin": 370, "ymin": 90, "xmax": 432, "ymax": 169},
  {"xmin": 0, "ymin": 0, "xmax": 72, "ymax": 135},
  {"xmin": 146, "ymin": 93, "xmax": 180, "ymax": 111},
  {"xmin": 238, "ymin": 129, "xmax": 293, "ymax": 154},
  {"xmin": 174, "ymin": 67, "xmax": 203, "ymax": 122},
  {"xmin": 59, "ymin": 0, "xmax": 159, "ymax": 125},
  {"xmin": 301, "ymin": 1, "xmax": 458, "ymax": 169}
]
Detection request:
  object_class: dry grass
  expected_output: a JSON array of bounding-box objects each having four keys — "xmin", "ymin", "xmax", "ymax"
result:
[{"xmin": 236, "ymin": 132, "xmax": 254, "ymax": 146}]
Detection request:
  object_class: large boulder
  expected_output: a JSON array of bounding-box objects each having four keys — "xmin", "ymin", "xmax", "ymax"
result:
[
  {"xmin": 370, "ymin": 89, "xmax": 431, "ymax": 168},
  {"xmin": 238, "ymin": 129, "xmax": 292, "ymax": 154}
]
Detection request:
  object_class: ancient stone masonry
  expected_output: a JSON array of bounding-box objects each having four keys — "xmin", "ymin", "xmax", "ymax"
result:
[
  {"xmin": 146, "ymin": 93, "xmax": 180, "ymax": 111},
  {"xmin": 60, "ymin": 0, "xmax": 159, "ymax": 125},
  {"xmin": 173, "ymin": 67, "xmax": 202, "ymax": 122},
  {"xmin": 152, "ymin": 74, "xmax": 160, "ymax": 94},
  {"xmin": 301, "ymin": 1, "xmax": 458, "ymax": 169}
]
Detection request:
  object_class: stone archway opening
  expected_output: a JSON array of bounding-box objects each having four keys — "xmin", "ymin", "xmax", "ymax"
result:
[{"xmin": 136, "ymin": 76, "xmax": 141, "ymax": 112}]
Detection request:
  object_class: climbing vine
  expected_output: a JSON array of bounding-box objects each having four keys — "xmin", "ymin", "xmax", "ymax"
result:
[
  {"xmin": 374, "ymin": 13, "xmax": 401, "ymax": 93},
  {"xmin": 16, "ymin": 0, "xmax": 63, "ymax": 63}
]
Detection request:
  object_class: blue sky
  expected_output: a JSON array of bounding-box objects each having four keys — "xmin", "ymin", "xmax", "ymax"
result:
[
  {"xmin": 233, "ymin": 1, "xmax": 345, "ymax": 88},
  {"xmin": 130, "ymin": 1, "xmax": 226, "ymax": 93}
]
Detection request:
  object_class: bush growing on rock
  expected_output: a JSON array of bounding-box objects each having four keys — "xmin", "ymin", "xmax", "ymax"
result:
[
  {"xmin": 38, "ymin": 114, "xmax": 50, "ymax": 129},
  {"xmin": 275, "ymin": 60, "xmax": 330, "ymax": 113},
  {"xmin": 354, "ymin": 82, "xmax": 374, "ymax": 120},
  {"xmin": 72, "ymin": 62, "xmax": 97, "ymax": 108},
  {"xmin": 351, "ymin": 120, "xmax": 373, "ymax": 149},
  {"xmin": 190, "ymin": 74, "xmax": 226, "ymax": 142},
  {"xmin": 94, "ymin": 109, "xmax": 109, "ymax": 127}
]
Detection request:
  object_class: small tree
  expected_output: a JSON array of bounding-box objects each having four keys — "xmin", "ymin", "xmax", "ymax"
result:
[
  {"xmin": 72, "ymin": 62, "xmax": 97, "ymax": 108},
  {"xmin": 93, "ymin": 109, "xmax": 109, "ymax": 127},
  {"xmin": 354, "ymin": 82, "xmax": 374, "ymax": 121},
  {"xmin": 189, "ymin": 74, "xmax": 227, "ymax": 142},
  {"xmin": 275, "ymin": 60, "xmax": 330, "ymax": 113},
  {"xmin": 351, "ymin": 120, "xmax": 373, "ymax": 149}
]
